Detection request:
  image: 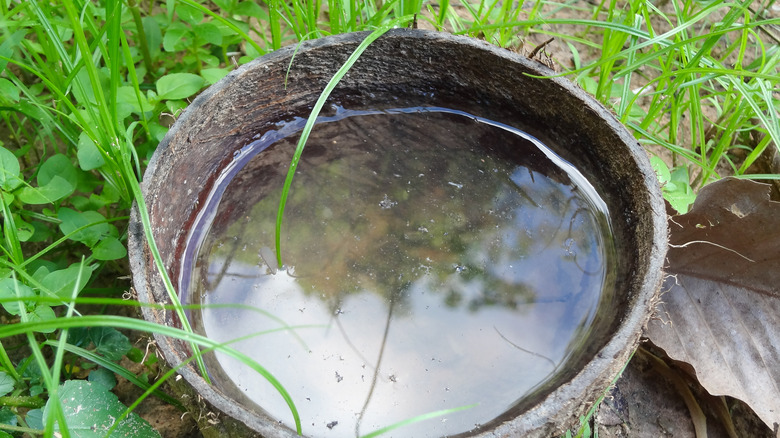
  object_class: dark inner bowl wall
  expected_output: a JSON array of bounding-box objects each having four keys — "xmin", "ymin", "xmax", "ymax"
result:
[{"xmin": 135, "ymin": 29, "xmax": 663, "ymax": 436}]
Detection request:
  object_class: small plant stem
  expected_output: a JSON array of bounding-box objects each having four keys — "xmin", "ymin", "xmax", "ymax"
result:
[
  {"xmin": 0, "ymin": 423, "xmax": 45, "ymax": 434},
  {"xmin": 0, "ymin": 341, "xmax": 21, "ymax": 381},
  {"xmin": 270, "ymin": 0, "xmax": 283, "ymax": 50},
  {"xmin": 192, "ymin": 40, "xmax": 203, "ymax": 75},
  {"xmin": 0, "ymin": 395, "xmax": 46, "ymax": 408},
  {"xmin": 0, "ymin": 193, "xmax": 24, "ymax": 264},
  {"xmin": 126, "ymin": 0, "xmax": 154, "ymax": 75}
]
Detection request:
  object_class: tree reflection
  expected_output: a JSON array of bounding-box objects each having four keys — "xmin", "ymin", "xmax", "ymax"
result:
[
  {"xmin": 193, "ymin": 109, "xmax": 611, "ymax": 319},
  {"xmin": 185, "ymin": 108, "xmax": 615, "ymax": 438}
]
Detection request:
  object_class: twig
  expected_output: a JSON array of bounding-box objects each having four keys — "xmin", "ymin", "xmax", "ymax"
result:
[
  {"xmin": 529, "ymin": 37, "xmax": 554, "ymax": 59},
  {"xmin": 669, "ymin": 240, "xmax": 755, "ymax": 262}
]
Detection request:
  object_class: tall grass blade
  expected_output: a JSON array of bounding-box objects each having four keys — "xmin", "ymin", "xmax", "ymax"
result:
[
  {"xmin": 360, "ymin": 404, "xmax": 477, "ymax": 438},
  {"xmin": 0, "ymin": 314, "xmax": 303, "ymax": 434},
  {"xmin": 274, "ymin": 15, "xmax": 415, "ymax": 268}
]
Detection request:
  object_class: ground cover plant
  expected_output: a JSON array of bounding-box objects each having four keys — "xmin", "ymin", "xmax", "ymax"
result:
[{"xmin": 0, "ymin": 0, "xmax": 778, "ymax": 436}]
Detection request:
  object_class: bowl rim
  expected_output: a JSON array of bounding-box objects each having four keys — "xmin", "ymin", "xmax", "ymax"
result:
[{"xmin": 129, "ymin": 28, "xmax": 668, "ymax": 437}]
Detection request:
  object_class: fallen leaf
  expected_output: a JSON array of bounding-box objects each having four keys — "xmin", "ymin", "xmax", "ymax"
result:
[{"xmin": 646, "ymin": 177, "xmax": 780, "ymax": 432}]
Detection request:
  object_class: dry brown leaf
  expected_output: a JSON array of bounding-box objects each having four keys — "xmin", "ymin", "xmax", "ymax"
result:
[{"xmin": 646, "ymin": 177, "xmax": 780, "ymax": 432}]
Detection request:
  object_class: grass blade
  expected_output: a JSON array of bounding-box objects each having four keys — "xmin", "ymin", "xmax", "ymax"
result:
[
  {"xmin": 274, "ymin": 15, "xmax": 415, "ymax": 268},
  {"xmin": 360, "ymin": 404, "xmax": 477, "ymax": 438}
]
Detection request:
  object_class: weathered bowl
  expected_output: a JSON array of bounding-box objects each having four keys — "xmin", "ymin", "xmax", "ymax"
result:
[{"xmin": 128, "ymin": 29, "xmax": 667, "ymax": 437}]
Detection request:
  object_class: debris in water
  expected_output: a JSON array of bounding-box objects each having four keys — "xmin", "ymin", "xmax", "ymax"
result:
[
  {"xmin": 379, "ymin": 194, "xmax": 397, "ymax": 209},
  {"xmin": 258, "ymin": 246, "xmax": 278, "ymax": 274}
]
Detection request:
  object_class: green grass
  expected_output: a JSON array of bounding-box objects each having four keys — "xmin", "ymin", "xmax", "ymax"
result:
[{"xmin": 0, "ymin": 0, "xmax": 777, "ymax": 436}]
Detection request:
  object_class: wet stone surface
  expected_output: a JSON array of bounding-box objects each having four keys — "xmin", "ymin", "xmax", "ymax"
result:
[{"xmin": 182, "ymin": 107, "xmax": 616, "ymax": 437}]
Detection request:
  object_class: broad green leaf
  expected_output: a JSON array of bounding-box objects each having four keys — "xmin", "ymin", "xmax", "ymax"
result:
[
  {"xmin": 142, "ymin": 16, "xmax": 162, "ymax": 59},
  {"xmin": 0, "ymin": 372, "xmax": 14, "ymax": 397},
  {"xmin": 89, "ymin": 327, "xmax": 132, "ymax": 361},
  {"xmin": 67, "ymin": 327, "xmax": 91, "ymax": 348},
  {"xmin": 99, "ymin": 183, "xmax": 121, "ymax": 204},
  {"xmin": 13, "ymin": 214, "xmax": 34, "ymax": 242},
  {"xmin": 234, "ymin": 1, "xmax": 267, "ymax": 18},
  {"xmin": 211, "ymin": 0, "xmax": 234, "ymax": 11},
  {"xmin": 0, "ymin": 78, "xmax": 19, "ymax": 102},
  {"xmin": 578, "ymin": 76, "xmax": 598, "ymax": 96},
  {"xmin": 117, "ymin": 86, "xmax": 154, "ymax": 114},
  {"xmin": 664, "ymin": 189, "xmax": 696, "ymax": 215},
  {"xmin": 88, "ymin": 367, "xmax": 117, "ymax": 390},
  {"xmin": 0, "ymin": 30, "xmax": 27, "ymax": 73},
  {"xmin": 70, "ymin": 195, "xmax": 94, "ymax": 211},
  {"xmin": 202, "ymin": 68, "xmax": 229, "ymax": 85},
  {"xmin": 156, "ymin": 73, "xmax": 204, "ymax": 100},
  {"xmin": 53, "ymin": 23, "xmax": 73, "ymax": 42},
  {"xmin": 0, "ymin": 146, "xmax": 22, "ymax": 191},
  {"xmin": 31, "ymin": 265, "xmax": 51, "ymax": 283},
  {"xmin": 58, "ymin": 208, "xmax": 109, "ymax": 247},
  {"xmin": 201, "ymin": 54, "xmax": 220, "ymax": 68},
  {"xmin": 29, "ymin": 305, "xmax": 56, "ymax": 333},
  {"xmin": 162, "ymin": 23, "xmax": 191, "ymax": 52},
  {"xmin": 664, "ymin": 167, "xmax": 696, "ymax": 214},
  {"xmin": 0, "ymin": 407, "xmax": 14, "ymax": 429},
  {"xmin": 77, "ymin": 132, "xmax": 106, "ymax": 171},
  {"xmin": 18, "ymin": 175, "xmax": 74, "ymax": 204},
  {"xmin": 149, "ymin": 122, "xmax": 169, "ymax": 142},
  {"xmin": 22, "ymin": 362, "xmax": 43, "ymax": 392},
  {"xmin": 25, "ymin": 409, "xmax": 43, "ymax": 430},
  {"xmin": 38, "ymin": 154, "xmax": 78, "ymax": 187},
  {"xmin": 165, "ymin": 99, "xmax": 188, "ymax": 116},
  {"xmin": 40, "ymin": 264, "xmax": 94, "ymax": 299},
  {"xmin": 649, "ymin": 156, "xmax": 671, "ymax": 183},
  {"xmin": 27, "ymin": 220, "xmax": 53, "ymax": 243},
  {"xmin": 176, "ymin": 2, "xmax": 204, "ymax": 25},
  {"xmin": 0, "ymin": 278, "xmax": 34, "ymax": 315},
  {"xmin": 194, "ymin": 22, "xmax": 222, "ymax": 45},
  {"xmin": 126, "ymin": 347, "xmax": 144, "ymax": 363},
  {"xmin": 92, "ymin": 236, "xmax": 127, "ymax": 261},
  {"xmin": 44, "ymin": 380, "xmax": 160, "ymax": 438},
  {"xmin": 71, "ymin": 69, "xmax": 108, "ymax": 107},
  {"xmin": 71, "ymin": 190, "xmax": 121, "ymax": 211}
]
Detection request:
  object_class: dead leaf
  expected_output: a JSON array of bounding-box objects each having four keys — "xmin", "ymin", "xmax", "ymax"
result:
[{"xmin": 646, "ymin": 177, "xmax": 780, "ymax": 432}]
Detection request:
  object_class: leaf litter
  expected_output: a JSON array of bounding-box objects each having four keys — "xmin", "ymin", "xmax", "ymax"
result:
[{"xmin": 646, "ymin": 177, "xmax": 780, "ymax": 432}]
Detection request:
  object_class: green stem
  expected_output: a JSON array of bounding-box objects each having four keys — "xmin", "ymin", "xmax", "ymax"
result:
[
  {"xmin": 0, "ymin": 423, "xmax": 45, "ymax": 434},
  {"xmin": 0, "ymin": 340, "xmax": 20, "ymax": 381},
  {"xmin": 0, "ymin": 395, "xmax": 46, "ymax": 408},
  {"xmin": 126, "ymin": 0, "xmax": 154, "ymax": 75}
]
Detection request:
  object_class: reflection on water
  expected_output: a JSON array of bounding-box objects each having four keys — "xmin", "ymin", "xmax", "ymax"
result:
[{"xmin": 184, "ymin": 107, "xmax": 615, "ymax": 438}]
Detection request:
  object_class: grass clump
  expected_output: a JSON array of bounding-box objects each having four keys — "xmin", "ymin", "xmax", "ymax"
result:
[{"xmin": 0, "ymin": 0, "xmax": 777, "ymax": 436}]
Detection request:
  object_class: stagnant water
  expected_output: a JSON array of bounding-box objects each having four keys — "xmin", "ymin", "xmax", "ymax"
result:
[{"xmin": 182, "ymin": 106, "xmax": 615, "ymax": 438}]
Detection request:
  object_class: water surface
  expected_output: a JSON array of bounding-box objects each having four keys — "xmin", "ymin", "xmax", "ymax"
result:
[{"xmin": 183, "ymin": 107, "xmax": 615, "ymax": 437}]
